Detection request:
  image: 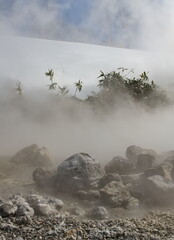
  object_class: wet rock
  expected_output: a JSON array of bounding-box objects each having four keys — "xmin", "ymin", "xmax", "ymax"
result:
[
  {"xmin": 105, "ymin": 156, "xmax": 133, "ymax": 174},
  {"xmin": 87, "ymin": 206, "xmax": 109, "ymax": 220},
  {"xmin": 33, "ymin": 168, "xmax": 57, "ymax": 188},
  {"xmin": 100, "ymin": 181, "xmax": 130, "ymax": 207},
  {"xmin": 11, "ymin": 144, "xmax": 53, "ymax": 167},
  {"xmin": 126, "ymin": 145, "xmax": 157, "ymax": 166},
  {"xmin": 99, "ymin": 173, "xmax": 122, "ymax": 189},
  {"xmin": 137, "ymin": 154, "xmax": 156, "ymax": 171},
  {"xmin": 57, "ymin": 153, "xmax": 104, "ymax": 192}
]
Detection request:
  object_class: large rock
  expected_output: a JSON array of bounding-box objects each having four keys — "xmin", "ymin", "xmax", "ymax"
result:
[
  {"xmin": 25, "ymin": 194, "xmax": 61, "ymax": 216},
  {"xmin": 137, "ymin": 154, "xmax": 157, "ymax": 171},
  {"xmin": 126, "ymin": 145, "xmax": 158, "ymax": 166},
  {"xmin": 33, "ymin": 168, "xmax": 57, "ymax": 188},
  {"xmin": 56, "ymin": 153, "xmax": 104, "ymax": 192},
  {"xmin": 99, "ymin": 173, "xmax": 122, "ymax": 189},
  {"xmin": 100, "ymin": 181, "xmax": 130, "ymax": 207},
  {"xmin": 87, "ymin": 206, "xmax": 109, "ymax": 220},
  {"xmin": 105, "ymin": 156, "xmax": 133, "ymax": 174},
  {"xmin": 0, "ymin": 201, "xmax": 17, "ymax": 217},
  {"xmin": 144, "ymin": 175, "xmax": 174, "ymax": 205},
  {"xmin": 11, "ymin": 144, "xmax": 53, "ymax": 167}
]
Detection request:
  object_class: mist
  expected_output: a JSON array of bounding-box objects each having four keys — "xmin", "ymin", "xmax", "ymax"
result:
[{"xmin": 0, "ymin": 1, "xmax": 174, "ymax": 164}]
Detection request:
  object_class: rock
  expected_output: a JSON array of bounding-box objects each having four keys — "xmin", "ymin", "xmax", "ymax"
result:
[
  {"xmin": 34, "ymin": 203, "xmax": 57, "ymax": 216},
  {"xmin": 137, "ymin": 154, "xmax": 157, "ymax": 171},
  {"xmin": 33, "ymin": 168, "xmax": 57, "ymax": 188},
  {"xmin": 121, "ymin": 173, "xmax": 143, "ymax": 185},
  {"xmin": 157, "ymin": 161, "xmax": 173, "ymax": 180},
  {"xmin": 126, "ymin": 145, "xmax": 158, "ymax": 166},
  {"xmin": 76, "ymin": 190, "xmax": 100, "ymax": 201},
  {"xmin": 99, "ymin": 173, "xmax": 122, "ymax": 189},
  {"xmin": 47, "ymin": 198, "xmax": 64, "ymax": 210},
  {"xmin": 0, "ymin": 235, "xmax": 6, "ymax": 240},
  {"xmin": 56, "ymin": 153, "xmax": 104, "ymax": 192},
  {"xmin": 26, "ymin": 194, "xmax": 63, "ymax": 215},
  {"xmin": 105, "ymin": 156, "xmax": 133, "ymax": 174},
  {"xmin": 87, "ymin": 206, "xmax": 109, "ymax": 220},
  {"xmin": 11, "ymin": 144, "xmax": 53, "ymax": 167},
  {"xmin": 100, "ymin": 181, "xmax": 130, "ymax": 207},
  {"xmin": 126, "ymin": 197, "xmax": 140, "ymax": 209},
  {"xmin": 26, "ymin": 194, "xmax": 46, "ymax": 207},
  {"xmin": 10, "ymin": 194, "xmax": 34, "ymax": 217},
  {"xmin": 69, "ymin": 207, "xmax": 85, "ymax": 217},
  {"xmin": 15, "ymin": 203, "xmax": 34, "ymax": 217},
  {"xmin": 0, "ymin": 200, "xmax": 17, "ymax": 217},
  {"xmin": 144, "ymin": 175, "xmax": 174, "ymax": 205}
]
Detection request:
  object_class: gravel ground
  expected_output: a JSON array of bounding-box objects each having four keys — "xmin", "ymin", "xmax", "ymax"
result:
[{"xmin": 0, "ymin": 211, "xmax": 174, "ymax": 240}]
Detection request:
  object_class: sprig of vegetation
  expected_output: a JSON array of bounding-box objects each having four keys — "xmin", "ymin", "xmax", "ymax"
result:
[{"xmin": 15, "ymin": 81, "xmax": 23, "ymax": 96}]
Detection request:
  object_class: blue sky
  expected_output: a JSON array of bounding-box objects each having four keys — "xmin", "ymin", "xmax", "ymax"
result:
[{"xmin": 0, "ymin": 0, "xmax": 173, "ymax": 51}]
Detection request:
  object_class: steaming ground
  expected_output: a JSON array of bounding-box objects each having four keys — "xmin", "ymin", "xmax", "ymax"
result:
[
  {"xmin": 0, "ymin": 36, "xmax": 174, "ymax": 163},
  {"xmin": 0, "ymin": 92, "xmax": 174, "ymax": 164}
]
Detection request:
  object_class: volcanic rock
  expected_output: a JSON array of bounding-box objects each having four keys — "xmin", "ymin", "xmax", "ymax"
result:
[
  {"xmin": 100, "ymin": 181, "xmax": 130, "ymax": 207},
  {"xmin": 33, "ymin": 167, "xmax": 57, "ymax": 188},
  {"xmin": 56, "ymin": 153, "xmax": 104, "ymax": 192},
  {"xmin": 105, "ymin": 156, "xmax": 133, "ymax": 174},
  {"xmin": 87, "ymin": 206, "xmax": 109, "ymax": 220},
  {"xmin": 126, "ymin": 145, "xmax": 158, "ymax": 166},
  {"xmin": 11, "ymin": 144, "xmax": 53, "ymax": 167}
]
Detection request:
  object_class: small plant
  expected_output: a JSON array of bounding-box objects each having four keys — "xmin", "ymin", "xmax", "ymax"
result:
[
  {"xmin": 45, "ymin": 69, "xmax": 58, "ymax": 92},
  {"xmin": 74, "ymin": 80, "xmax": 83, "ymax": 97},
  {"xmin": 15, "ymin": 81, "xmax": 23, "ymax": 95},
  {"xmin": 58, "ymin": 86, "xmax": 69, "ymax": 96}
]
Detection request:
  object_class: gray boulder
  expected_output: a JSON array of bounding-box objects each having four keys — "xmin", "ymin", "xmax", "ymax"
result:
[
  {"xmin": 11, "ymin": 144, "xmax": 53, "ymax": 167},
  {"xmin": 87, "ymin": 206, "xmax": 109, "ymax": 220},
  {"xmin": 105, "ymin": 156, "xmax": 133, "ymax": 174},
  {"xmin": 34, "ymin": 203, "xmax": 57, "ymax": 216},
  {"xmin": 76, "ymin": 190, "xmax": 100, "ymax": 201},
  {"xmin": 126, "ymin": 197, "xmax": 140, "ymax": 210},
  {"xmin": 100, "ymin": 181, "xmax": 130, "ymax": 207},
  {"xmin": 10, "ymin": 195, "xmax": 34, "ymax": 217},
  {"xmin": 137, "ymin": 154, "xmax": 157, "ymax": 171},
  {"xmin": 69, "ymin": 207, "xmax": 85, "ymax": 217},
  {"xmin": 57, "ymin": 153, "xmax": 104, "ymax": 192},
  {"xmin": 144, "ymin": 175, "xmax": 174, "ymax": 205},
  {"xmin": 99, "ymin": 173, "xmax": 122, "ymax": 189},
  {"xmin": 126, "ymin": 145, "xmax": 158, "ymax": 166},
  {"xmin": 26, "ymin": 194, "xmax": 60, "ymax": 216},
  {"xmin": 0, "ymin": 201, "xmax": 17, "ymax": 217},
  {"xmin": 33, "ymin": 168, "xmax": 57, "ymax": 188}
]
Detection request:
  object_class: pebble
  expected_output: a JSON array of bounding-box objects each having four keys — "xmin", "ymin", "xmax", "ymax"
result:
[{"xmin": 0, "ymin": 211, "xmax": 173, "ymax": 239}]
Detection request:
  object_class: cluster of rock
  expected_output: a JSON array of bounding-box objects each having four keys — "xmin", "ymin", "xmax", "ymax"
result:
[
  {"xmin": 0, "ymin": 194, "xmax": 64, "ymax": 218},
  {"xmin": 10, "ymin": 144, "xmax": 174, "ymax": 218}
]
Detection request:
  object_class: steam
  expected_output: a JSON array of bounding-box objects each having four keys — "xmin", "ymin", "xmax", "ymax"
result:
[
  {"xmin": 1, "ymin": 0, "xmax": 174, "ymax": 51},
  {"xmin": 0, "ymin": 1, "xmax": 174, "ymax": 164}
]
